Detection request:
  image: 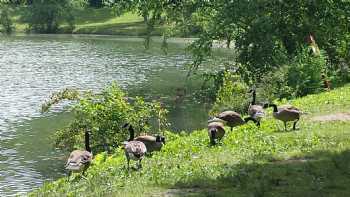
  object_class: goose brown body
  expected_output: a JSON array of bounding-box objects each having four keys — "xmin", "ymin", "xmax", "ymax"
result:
[
  {"xmin": 123, "ymin": 124, "xmax": 147, "ymax": 170},
  {"xmin": 216, "ymin": 111, "xmax": 245, "ymax": 130},
  {"xmin": 208, "ymin": 121, "xmax": 225, "ymax": 145},
  {"xmin": 124, "ymin": 141, "xmax": 147, "ymax": 162},
  {"xmin": 65, "ymin": 150, "xmax": 93, "ymax": 172},
  {"xmin": 65, "ymin": 131, "xmax": 92, "ymax": 174},
  {"xmin": 134, "ymin": 135, "xmax": 165, "ymax": 153},
  {"xmin": 266, "ymin": 104, "xmax": 301, "ymax": 131},
  {"xmin": 248, "ymin": 89, "xmax": 265, "ymax": 126},
  {"xmin": 248, "ymin": 105, "xmax": 265, "ymax": 121}
]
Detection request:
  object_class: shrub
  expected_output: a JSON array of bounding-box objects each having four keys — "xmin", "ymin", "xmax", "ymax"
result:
[
  {"xmin": 259, "ymin": 47, "xmax": 327, "ymax": 100},
  {"xmin": 287, "ymin": 47, "xmax": 326, "ymax": 96},
  {"xmin": 210, "ymin": 71, "xmax": 249, "ymax": 115},
  {"xmin": 259, "ymin": 66, "xmax": 293, "ymax": 101},
  {"xmin": 44, "ymin": 83, "xmax": 168, "ymax": 153}
]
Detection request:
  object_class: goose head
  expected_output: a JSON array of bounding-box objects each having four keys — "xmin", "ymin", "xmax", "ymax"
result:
[
  {"xmin": 123, "ymin": 123, "xmax": 135, "ymax": 141},
  {"xmin": 156, "ymin": 135, "xmax": 166, "ymax": 145}
]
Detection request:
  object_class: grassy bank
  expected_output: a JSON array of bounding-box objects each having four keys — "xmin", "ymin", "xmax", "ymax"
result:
[
  {"xmin": 10, "ymin": 7, "xmax": 164, "ymax": 36},
  {"xmin": 30, "ymin": 85, "xmax": 350, "ymax": 197}
]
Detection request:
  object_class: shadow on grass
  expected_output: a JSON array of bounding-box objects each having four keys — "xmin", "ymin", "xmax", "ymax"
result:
[{"xmin": 164, "ymin": 150, "xmax": 350, "ymax": 197}]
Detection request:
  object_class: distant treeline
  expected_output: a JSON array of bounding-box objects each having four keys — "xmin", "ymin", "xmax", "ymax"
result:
[{"xmin": 1, "ymin": 0, "xmax": 103, "ymax": 7}]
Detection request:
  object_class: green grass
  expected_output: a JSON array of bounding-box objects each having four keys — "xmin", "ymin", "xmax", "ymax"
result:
[
  {"xmin": 8, "ymin": 7, "xmax": 164, "ymax": 36},
  {"xmin": 30, "ymin": 85, "xmax": 350, "ymax": 197}
]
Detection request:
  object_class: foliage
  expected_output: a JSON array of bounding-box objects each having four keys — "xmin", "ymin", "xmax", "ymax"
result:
[
  {"xmin": 41, "ymin": 88, "xmax": 81, "ymax": 112},
  {"xmin": 287, "ymin": 47, "xmax": 326, "ymax": 97},
  {"xmin": 210, "ymin": 71, "xmax": 249, "ymax": 115},
  {"xmin": 44, "ymin": 83, "xmax": 168, "ymax": 153},
  {"xmin": 104, "ymin": 0, "xmax": 209, "ymax": 48},
  {"xmin": 101, "ymin": 0, "xmax": 350, "ymax": 102},
  {"xmin": 31, "ymin": 85, "xmax": 350, "ymax": 197},
  {"xmin": 259, "ymin": 47, "xmax": 327, "ymax": 100},
  {"xmin": 187, "ymin": 0, "xmax": 350, "ymax": 75},
  {"xmin": 22, "ymin": 0, "xmax": 85, "ymax": 33},
  {"xmin": 259, "ymin": 66, "xmax": 293, "ymax": 101},
  {"xmin": 88, "ymin": 0, "xmax": 102, "ymax": 8},
  {"xmin": 0, "ymin": 4, "xmax": 14, "ymax": 34}
]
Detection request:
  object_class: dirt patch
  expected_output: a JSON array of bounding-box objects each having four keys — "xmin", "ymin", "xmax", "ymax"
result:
[
  {"xmin": 152, "ymin": 188, "xmax": 217, "ymax": 197},
  {"xmin": 311, "ymin": 112, "xmax": 350, "ymax": 122},
  {"xmin": 271, "ymin": 158, "xmax": 310, "ymax": 165}
]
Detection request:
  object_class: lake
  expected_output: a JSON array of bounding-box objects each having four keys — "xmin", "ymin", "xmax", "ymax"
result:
[{"xmin": 0, "ymin": 34, "xmax": 216, "ymax": 196}]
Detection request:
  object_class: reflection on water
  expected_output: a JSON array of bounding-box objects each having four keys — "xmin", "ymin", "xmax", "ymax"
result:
[{"xmin": 0, "ymin": 34, "xmax": 210, "ymax": 196}]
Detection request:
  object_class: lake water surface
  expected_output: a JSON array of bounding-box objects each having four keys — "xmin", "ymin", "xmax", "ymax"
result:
[{"xmin": 0, "ymin": 34, "xmax": 213, "ymax": 196}]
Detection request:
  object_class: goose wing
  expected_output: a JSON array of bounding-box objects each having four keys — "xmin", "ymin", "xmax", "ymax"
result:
[
  {"xmin": 276, "ymin": 108, "xmax": 301, "ymax": 121},
  {"xmin": 248, "ymin": 105, "xmax": 265, "ymax": 119},
  {"xmin": 134, "ymin": 135, "xmax": 163, "ymax": 152},
  {"xmin": 134, "ymin": 135, "xmax": 156, "ymax": 142},
  {"xmin": 208, "ymin": 122, "xmax": 225, "ymax": 139},
  {"xmin": 217, "ymin": 111, "xmax": 243, "ymax": 121},
  {"xmin": 208, "ymin": 121, "xmax": 225, "ymax": 129},
  {"xmin": 65, "ymin": 150, "xmax": 93, "ymax": 171},
  {"xmin": 280, "ymin": 105, "xmax": 300, "ymax": 112},
  {"xmin": 125, "ymin": 141, "xmax": 147, "ymax": 160}
]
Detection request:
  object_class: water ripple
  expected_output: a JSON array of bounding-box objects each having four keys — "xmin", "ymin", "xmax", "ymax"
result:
[{"xmin": 0, "ymin": 35, "xmax": 191, "ymax": 196}]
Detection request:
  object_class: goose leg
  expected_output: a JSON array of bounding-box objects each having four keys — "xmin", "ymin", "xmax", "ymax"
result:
[
  {"xmin": 293, "ymin": 118, "xmax": 299, "ymax": 130},
  {"xmin": 210, "ymin": 130, "xmax": 216, "ymax": 145},
  {"xmin": 210, "ymin": 138, "xmax": 215, "ymax": 145},
  {"xmin": 256, "ymin": 121, "xmax": 261, "ymax": 127},
  {"xmin": 284, "ymin": 122, "xmax": 287, "ymax": 131},
  {"xmin": 138, "ymin": 159, "xmax": 143, "ymax": 169},
  {"xmin": 127, "ymin": 158, "xmax": 130, "ymax": 171},
  {"xmin": 230, "ymin": 127, "xmax": 233, "ymax": 132}
]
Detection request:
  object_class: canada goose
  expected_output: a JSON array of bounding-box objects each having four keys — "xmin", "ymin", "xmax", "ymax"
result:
[
  {"xmin": 263, "ymin": 103, "xmax": 301, "ymax": 131},
  {"xmin": 216, "ymin": 111, "xmax": 257, "ymax": 131},
  {"xmin": 134, "ymin": 135, "xmax": 165, "ymax": 153},
  {"xmin": 248, "ymin": 89, "xmax": 265, "ymax": 127},
  {"xmin": 65, "ymin": 130, "xmax": 93, "ymax": 175},
  {"xmin": 208, "ymin": 118, "xmax": 226, "ymax": 145},
  {"xmin": 123, "ymin": 124, "xmax": 147, "ymax": 170}
]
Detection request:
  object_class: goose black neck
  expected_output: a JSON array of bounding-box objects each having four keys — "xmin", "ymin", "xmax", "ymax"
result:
[
  {"xmin": 128, "ymin": 126, "xmax": 135, "ymax": 141},
  {"xmin": 269, "ymin": 104, "xmax": 278, "ymax": 112},
  {"xmin": 156, "ymin": 135, "xmax": 161, "ymax": 142},
  {"xmin": 85, "ymin": 131, "xmax": 91, "ymax": 152},
  {"xmin": 251, "ymin": 90, "xmax": 256, "ymax": 105}
]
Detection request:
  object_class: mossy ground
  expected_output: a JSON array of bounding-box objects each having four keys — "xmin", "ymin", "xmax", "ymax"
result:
[{"xmin": 30, "ymin": 85, "xmax": 350, "ymax": 197}]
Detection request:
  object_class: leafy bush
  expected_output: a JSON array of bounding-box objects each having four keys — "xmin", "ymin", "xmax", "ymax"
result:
[
  {"xmin": 259, "ymin": 66, "xmax": 293, "ymax": 101},
  {"xmin": 259, "ymin": 47, "xmax": 327, "ymax": 100},
  {"xmin": 210, "ymin": 71, "xmax": 249, "ymax": 115},
  {"xmin": 45, "ymin": 83, "xmax": 168, "ymax": 153},
  {"xmin": 0, "ymin": 5, "xmax": 14, "ymax": 34},
  {"xmin": 287, "ymin": 47, "xmax": 326, "ymax": 97}
]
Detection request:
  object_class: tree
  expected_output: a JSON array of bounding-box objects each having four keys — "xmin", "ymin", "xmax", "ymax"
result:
[
  {"xmin": 189, "ymin": 1, "xmax": 350, "ymax": 78},
  {"xmin": 0, "ymin": 4, "xmax": 14, "ymax": 34},
  {"xmin": 23, "ymin": 0, "xmax": 86, "ymax": 33},
  {"xmin": 43, "ymin": 84, "xmax": 168, "ymax": 153}
]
